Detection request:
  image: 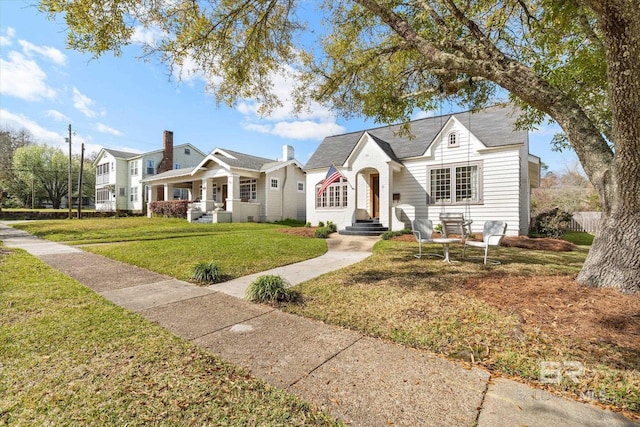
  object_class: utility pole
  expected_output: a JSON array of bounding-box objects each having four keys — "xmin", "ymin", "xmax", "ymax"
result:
[
  {"xmin": 77, "ymin": 143, "xmax": 85, "ymax": 219},
  {"xmin": 67, "ymin": 124, "xmax": 72, "ymax": 219}
]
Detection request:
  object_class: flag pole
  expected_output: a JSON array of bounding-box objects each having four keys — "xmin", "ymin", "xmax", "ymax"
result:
[{"xmin": 332, "ymin": 163, "xmax": 354, "ymax": 190}]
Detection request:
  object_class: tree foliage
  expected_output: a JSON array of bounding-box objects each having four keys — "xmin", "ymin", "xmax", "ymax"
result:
[
  {"xmin": 13, "ymin": 145, "xmax": 69, "ymax": 209},
  {"xmin": 38, "ymin": 0, "xmax": 640, "ymax": 291},
  {"xmin": 0, "ymin": 127, "xmax": 34, "ymax": 209}
]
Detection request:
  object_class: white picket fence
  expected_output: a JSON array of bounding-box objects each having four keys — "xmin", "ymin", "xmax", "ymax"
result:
[{"xmin": 569, "ymin": 211, "xmax": 601, "ymax": 234}]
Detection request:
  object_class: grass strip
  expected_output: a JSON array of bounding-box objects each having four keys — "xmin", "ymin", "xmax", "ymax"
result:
[
  {"xmin": 0, "ymin": 247, "xmax": 339, "ymax": 426},
  {"xmin": 11, "ymin": 218, "xmax": 326, "ymax": 281}
]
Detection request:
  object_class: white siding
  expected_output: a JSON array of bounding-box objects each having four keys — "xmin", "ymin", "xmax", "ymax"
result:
[{"xmin": 392, "ymin": 119, "xmax": 523, "ymax": 235}]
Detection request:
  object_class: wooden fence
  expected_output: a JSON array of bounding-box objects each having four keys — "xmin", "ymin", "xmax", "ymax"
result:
[{"xmin": 569, "ymin": 211, "xmax": 601, "ymax": 234}]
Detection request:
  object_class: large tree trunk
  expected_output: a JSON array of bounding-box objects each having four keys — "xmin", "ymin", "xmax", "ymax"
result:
[{"xmin": 575, "ymin": 0, "xmax": 640, "ymax": 293}]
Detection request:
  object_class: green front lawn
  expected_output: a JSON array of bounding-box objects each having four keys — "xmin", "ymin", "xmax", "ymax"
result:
[
  {"xmin": 0, "ymin": 248, "xmax": 338, "ymax": 426},
  {"xmin": 283, "ymin": 240, "xmax": 639, "ymax": 416},
  {"xmin": 6, "ymin": 219, "xmax": 638, "ymax": 418},
  {"xmin": 11, "ymin": 218, "xmax": 326, "ymax": 281}
]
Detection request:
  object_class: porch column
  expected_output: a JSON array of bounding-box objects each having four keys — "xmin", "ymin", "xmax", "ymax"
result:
[
  {"xmin": 225, "ymin": 174, "xmax": 240, "ymax": 213},
  {"xmin": 163, "ymin": 183, "xmax": 172, "ymax": 201},
  {"xmin": 200, "ymin": 178, "xmax": 213, "ymax": 211},
  {"xmin": 147, "ymin": 184, "xmax": 158, "ymax": 218}
]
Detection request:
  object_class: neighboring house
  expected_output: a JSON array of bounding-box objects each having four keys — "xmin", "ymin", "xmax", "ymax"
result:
[
  {"xmin": 305, "ymin": 105, "xmax": 541, "ymax": 236},
  {"xmin": 142, "ymin": 145, "xmax": 306, "ymax": 223},
  {"xmin": 94, "ymin": 131, "xmax": 206, "ymax": 212}
]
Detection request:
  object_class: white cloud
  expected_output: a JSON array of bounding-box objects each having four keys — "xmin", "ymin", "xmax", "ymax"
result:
[
  {"xmin": 236, "ymin": 64, "xmax": 344, "ymax": 140},
  {"xmin": 1, "ymin": 108, "xmax": 65, "ymax": 147},
  {"xmin": 18, "ymin": 40, "xmax": 67, "ymax": 66},
  {"xmin": 0, "ymin": 51, "xmax": 57, "ymax": 101},
  {"xmin": 412, "ymin": 110, "xmax": 436, "ymax": 120},
  {"xmin": 45, "ymin": 109, "xmax": 70, "ymax": 122},
  {"xmin": 72, "ymin": 87, "xmax": 97, "ymax": 118},
  {"xmin": 130, "ymin": 25, "xmax": 163, "ymax": 46},
  {"xmin": 0, "ymin": 109, "xmax": 103, "ymax": 155},
  {"xmin": 96, "ymin": 122, "xmax": 123, "ymax": 136},
  {"xmin": 0, "ymin": 27, "xmax": 16, "ymax": 46},
  {"xmin": 246, "ymin": 120, "xmax": 346, "ymax": 140}
]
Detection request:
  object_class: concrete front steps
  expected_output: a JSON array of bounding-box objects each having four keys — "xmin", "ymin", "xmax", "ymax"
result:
[{"xmin": 339, "ymin": 219, "xmax": 389, "ymax": 236}]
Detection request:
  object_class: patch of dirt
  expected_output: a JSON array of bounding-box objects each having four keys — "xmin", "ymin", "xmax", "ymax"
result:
[
  {"xmin": 392, "ymin": 233, "xmax": 575, "ymax": 252},
  {"xmin": 462, "ymin": 275, "xmax": 640, "ymax": 367},
  {"xmin": 501, "ymin": 236, "xmax": 575, "ymax": 251},
  {"xmin": 278, "ymin": 227, "xmax": 317, "ymax": 238}
]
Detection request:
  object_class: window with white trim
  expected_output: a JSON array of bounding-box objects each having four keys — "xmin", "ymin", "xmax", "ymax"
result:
[
  {"xmin": 130, "ymin": 187, "xmax": 138, "ymax": 202},
  {"xmin": 146, "ymin": 159, "xmax": 155, "ymax": 175},
  {"xmin": 427, "ymin": 161, "xmax": 482, "ymax": 205},
  {"xmin": 96, "ymin": 163, "xmax": 110, "ymax": 184},
  {"xmin": 270, "ymin": 178, "xmax": 279, "ymax": 190},
  {"xmin": 173, "ymin": 188, "xmax": 189, "ymax": 200},
  {"xmin": 316, "ymin": 178, "xmax": 349, "ymax": 208},
  {"xmin": 240, "ymin": 179, "xmax": 257, "ymax": 201},
  {"xmin": 130, "ymin": 160, "xmax": 138, "ymax": 176},
  {"xmin": 96, "ymin": 188, "xmax": 110, "ymax": 203},
  {"xmin": 297, "ymin": 181, "xmax": 304, "ymax": 192},
  {"xmin": 119, "ymin": 187, "xmax": 126, "ymax": 197},
  {"xmin": 448, "ymin": 132, "xmax": 459, "ymax": 148}
]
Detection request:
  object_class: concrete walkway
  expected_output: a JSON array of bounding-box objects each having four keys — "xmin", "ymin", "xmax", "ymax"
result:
[{"xmin": 1, "ymin": 223, "xmax": 637, "ymax": 426}]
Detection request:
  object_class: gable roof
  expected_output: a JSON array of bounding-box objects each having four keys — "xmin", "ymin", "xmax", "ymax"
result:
[
  {"xmin": 102, "ymin": 148, "xmax": 140, "ymax": 160},
  {"xmin": 304, "ymin": 104, "xmax": 526, "ymax": 170},
  {"xmin": 97, "ymin": 143, "xmax": 206, "ymax": 164},
  {"xmin": 210, "ymin": 148, "xmax": 276, "ymax": 171}
]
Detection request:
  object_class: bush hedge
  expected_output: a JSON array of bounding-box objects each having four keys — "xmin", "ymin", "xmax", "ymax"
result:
[{"xmin": 149, "ymin": 201, "xmax": 190, "ymax": 218}]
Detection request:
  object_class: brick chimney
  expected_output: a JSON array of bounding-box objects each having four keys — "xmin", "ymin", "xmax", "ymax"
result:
[{"xmin": 157, "ymin": 130, "xmax": 174, "ymax": 174}]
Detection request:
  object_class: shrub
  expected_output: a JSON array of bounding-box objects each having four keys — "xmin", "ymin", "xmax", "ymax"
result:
[
  {"xmin": 246, "ymin": 275, "xmax": 298, "ymax": 303},
  {"xmin": 318, "ymin": 221, "xmax": 325, "ymax": 227},
  {"xmin": 191, "ymin": 262, "xmax": 222, "ymax": 284},
  {"xmin": 533, "ymin": 208, "xmax": 573, "ymax": 238},
  {"xmin": 314, "ymin": 227, "xmax": 330, "ymax": 238},
  {"xmin": 381, "ymin": 230, "xmax": 395, "ymax": 240},
  {"xmin": 326, "ymin": 221, "xmax": 337, "ymax": 232},
  {"xmin": 149, "ymin": 201, "xmax": 190, "ymax": 218},
  {"xmin": 305, "ymin": 222, "xmax": 312, "ymax": 228},
  {"xmin": 381, "ymin": 228, "xmax": 413, "ymax": 240}
]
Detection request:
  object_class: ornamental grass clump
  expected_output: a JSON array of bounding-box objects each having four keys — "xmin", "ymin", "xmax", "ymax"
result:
[
  {"xmin": 191, "ymin": 261, "xmax": 222, "ymax": 284},
  {"xmin": 246, "ymin": 275, "xmax": 298, "ymax": 304}
]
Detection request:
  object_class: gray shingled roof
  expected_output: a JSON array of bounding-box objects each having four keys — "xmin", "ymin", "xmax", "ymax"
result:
[
  {"xmin": 304, "ymin": 104, "xmax": 526, "ymax": 170},
  {"xmin": 103, "ymin": 148, "xmax": 139, "ymax": 159},
  {"xmin": 142, "ymin": 167, "xmax": 194, "ymax": 182},
  {"xmin": 214, "ymin": 148, "xmax": 276, "ymax": 170}
]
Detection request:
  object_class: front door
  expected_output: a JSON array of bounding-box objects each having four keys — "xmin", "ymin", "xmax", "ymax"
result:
[
  {"xmin": 370, "ymin": 174, "xmax": 380, "ymax": 219},
  {"xmin": 222, "ymin": 184, "xmax": 228, "ymax": 210}
]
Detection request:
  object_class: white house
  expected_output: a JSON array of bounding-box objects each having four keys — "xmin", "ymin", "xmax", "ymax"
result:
[
  {"xmin": 305, "ymin": 105, "xmax": 541, "ymax": 236},
  {"xmin": 142, "ymin": 145, "xmax": 306, "ymax": 223},
  {"xmin": 94, "ymin": 131, "xmax": 206, "ymax": 212}
]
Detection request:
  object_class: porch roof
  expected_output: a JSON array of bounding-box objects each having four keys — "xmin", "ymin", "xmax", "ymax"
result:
[
  {"xmin": 304, "ymin": 104, "xmax": 527, "ymax": 170},
  {"xmin": 141, "ymin": 167, "xmax": 194, "ymax": 183}
]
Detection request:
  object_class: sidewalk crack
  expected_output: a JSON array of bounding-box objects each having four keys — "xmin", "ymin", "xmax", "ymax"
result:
[
  {"xmin": 474, "ymin": 374, "xmax": 491, "ymax": 426},
  {"xmin": 287, "ymin": 335, "xmax": 364, "ymax": 389}
]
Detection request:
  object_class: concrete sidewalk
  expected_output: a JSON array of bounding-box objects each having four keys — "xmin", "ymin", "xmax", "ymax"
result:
[{"xmin": 1, "ymin": 223, "xmax": 637, "ymax": 426}]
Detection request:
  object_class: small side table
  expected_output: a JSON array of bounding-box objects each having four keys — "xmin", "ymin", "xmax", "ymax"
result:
[{"xmin": 432, "ymin": 237, "xmax": 462, "ymax": 263}]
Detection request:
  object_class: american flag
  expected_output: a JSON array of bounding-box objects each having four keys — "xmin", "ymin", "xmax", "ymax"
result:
[{"xmin": 317, "ymin": 165, "xmax": 342, "ymax": 196}]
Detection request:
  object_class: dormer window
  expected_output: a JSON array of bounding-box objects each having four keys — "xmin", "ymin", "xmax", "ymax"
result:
[{"xmin": 448, "ymin": 132, "xmax": 459, "ymax": 148}]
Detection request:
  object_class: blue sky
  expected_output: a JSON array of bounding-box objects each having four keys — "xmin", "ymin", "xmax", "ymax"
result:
[{"xmin": 0, "ymin": 0, "xmax": 578, "ymax": 172}]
